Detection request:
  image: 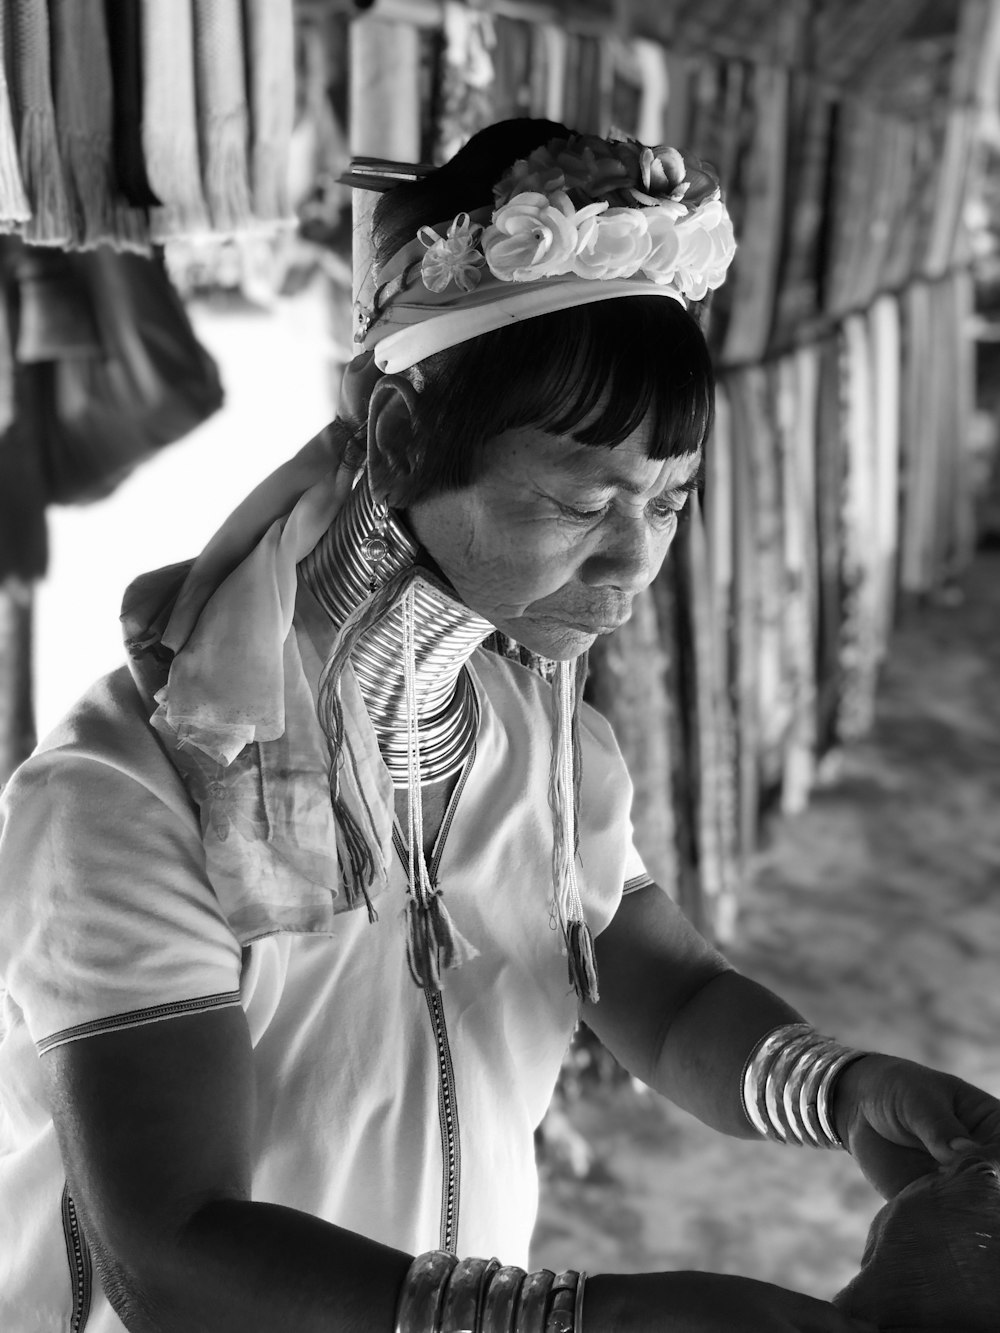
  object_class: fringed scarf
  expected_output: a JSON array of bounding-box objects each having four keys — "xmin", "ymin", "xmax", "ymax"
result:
[
  {"xmin": 243, "ymin": 0, "xmax": 296, "ymax": 224},
  {"xmin": 7, "ymin": 0, "xmax": 73, "ymax": 245},
  {"xmin": 0, "ymin": 10, "xmax": 30, "ymax": 231},
  {"xmin": 141, "ymin": 0, "xmax": 211, "ymax": 239},
  {"xmin": 49, "ymin": 0, "xmax": 150, "ymax": 251},
  {"xmin": 192, "ymin": 0, "xmax": 254, "ymax": 233}
]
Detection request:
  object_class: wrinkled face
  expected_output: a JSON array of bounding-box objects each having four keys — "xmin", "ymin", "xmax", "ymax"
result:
[{"xmin": 403, "ymin": 422, "xmax": 701, "ymax": 660}]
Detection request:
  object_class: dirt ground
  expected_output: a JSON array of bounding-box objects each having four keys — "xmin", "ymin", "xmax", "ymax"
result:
[{"xmin": 530, "ymin": 550, "xmax": 1000, "ymax": 1300}]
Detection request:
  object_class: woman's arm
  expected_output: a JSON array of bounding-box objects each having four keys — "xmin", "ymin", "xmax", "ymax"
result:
[
  {"xmin": 583, "ymin": 882, "xmax": 808, "ymax": 1136},
  {"xmin": 46, "ymin": 951, "xmax": 871, "ymax": 1333},
  {"xmin": 44, "ymin": 1006, "xmax": 412, "ymax": 1333}
]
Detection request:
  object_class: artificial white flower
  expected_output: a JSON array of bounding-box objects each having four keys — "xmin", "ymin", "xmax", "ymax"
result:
[
  {"xmin": 572, "ymin": 206, "xmax": 653, "ymax": 280},
  {"xmin": 672, "ymin": 204, "xmax": 737, "ymax": 299},
  {"xmin": 482, "ymin": 190, "xmax": 580, "ymax": 281},
  {"xmin": 640, "ymin": 209, "xmax": 683, "ymax": 285}
]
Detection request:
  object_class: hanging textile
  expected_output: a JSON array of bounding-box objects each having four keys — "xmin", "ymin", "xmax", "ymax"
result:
[
  {"xmin": 192, "ymin": 0, "xmax": 254, "ymax": 234},
  {"xmin": 700, "ymin": 389, "xmax": 741, "ymax": 940},
  {"xmin": 6, "ymin": 0, "xmax": 73, "ymax": 246},
  {"xmin": 0, "ymin": 14, "xmax": 30, "ymax": 231},
  {"xmin": 718, "ymin": 63, "xmax": 789, "ymax": 366},
  {"xmin": 0, "ymin": 0, "xmax": 295, "ymax": 246},
  {"xmin": 686, "ymin": 494, "xmax": 739, "ymax": 942},
  {"xmin": 774, "ymin": 350, "xmax": 819, "ymax": 814},
  {"xmin": 539, "ymin": 24, "xmax": 566, "ymax": 125},
  {"xmin": 868, "ymin": 295, "xmax": 902, "ymax": 654},
  {"xmin": 140, "ymin": 0, "xmax": 211, "ymax": 239},
  {"xmin": 813, "ymin": 335, "xmax": 845, "ymax": 754},
  {"xmin": 491, "ymin": 16, "xmax": 533, "ymax": 123},
  {"xmin": 650, "ymin": 547, "xmax": 700, "ymax": 927},
  {"xmin": 103, "ymin": 0, "xmax": 161, "ymax": 210},
  {"xmin": 436, "ymin": 1, "xmax": 497, "ymax": 163},
  {"xmin": 49, "ymin": 0, "xmax": 149, "ymax": 251},
  {"xmin": 586, "ymin": 589, "xmax": 678, "ymax": 900},
  {"xmin": 608, "ymin": 38, "xmax": 643, "ymax": 140},
  {"xmin": 838, "ymin": 315, "xmax": 881, "ymax": 742},
  {"xmin": 722, "ymin": 371, "xmax": 763, "ymax": 864},
  {"xmin": 632, "ymin": 38, "xmax": 670, "ymax": 146},
  {"xmin": 770, "ymin": 76, "xmax": 833, "ymax": 349},
  {"xmin": 243, "ymin": 0, "xmax": 295, "ymax": 225},
  {"xmin": 13, "ymin": 244, "xmax": 223, "ymax": 507}
]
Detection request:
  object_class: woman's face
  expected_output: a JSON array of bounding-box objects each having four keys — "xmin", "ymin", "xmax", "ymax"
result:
[{"xmin": 403, "ymin": 422, "xmax": 701, "ymax": 660}]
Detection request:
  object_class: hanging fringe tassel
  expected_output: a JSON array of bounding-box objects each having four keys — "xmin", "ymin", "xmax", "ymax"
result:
[
  {"xmin": 316, "ymin": 568, "xmax": 421, "ymax": 916},
  {"xmin": 0, "ymin": 80, "xmax": 30, "ymax": 227},
  {"xmin": 50, "ymin": 0, "xmax": 150, "ymax": 253},
  {"xmin": 201, "ymin": 111, "xmax": 254, "ymax": 234},
  {"xmin": 193, "ymin": 0, "xmax": 255, "ymax": 234},
  {"xmin": 566, "ymin": 918, "xmax": 600, "ymax": 1004},
  {"xmin": 17, "ymin": 105, "xmax": 73, "ymax": 246},
  {"xmin": 141, "ymin": 0, "xmax": 211, "ymax": 240},
  {"xmin": 9, "ymin": 0, "xmax": 74, "ymax": 246},
  {"xmin": 549, "ymin": 654, "xmax": 599, "ymax": 1003},
  {"xmin": 400, "ymin": 583, "xmax": 478, "ymax": 992}
]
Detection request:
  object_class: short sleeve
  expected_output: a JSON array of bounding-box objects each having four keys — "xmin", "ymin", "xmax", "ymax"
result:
[{"xmin": 0, "ymin": 670, "xmax": 243, "ymax": 1053}]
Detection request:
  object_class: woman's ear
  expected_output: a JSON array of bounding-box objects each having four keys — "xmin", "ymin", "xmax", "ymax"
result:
[{"xmin": 365, "ymin": 374, "xmax": 422, "ymax": 508}]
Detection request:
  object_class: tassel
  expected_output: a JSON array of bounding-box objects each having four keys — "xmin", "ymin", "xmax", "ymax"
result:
[
  {"xmin": 0, "ymin": 12, "xmax": 29, "ymax": 226},
  {"xmin": 0, "ymin": 95, "xmax": 30, "ymax": 227},
  {"xmin": 549, "ymin": 655, "xmax": 599, "ymax": 1003},
  {"xmin": 202, "ymin": 111, "xmax": 254, "ymax": 233},
  {"xmin": 404, "ymin": 888, "xmax": 478, "ymax": 992},
  {"xmin": 401, "ymin": 584, "xmax": 478, "ymax": 992},
  {"xmin": 566, "ymin": 919, "xmax": 600, "ymax": 1004},
  {"xmin": 18, "ymin": 107, "xmax": 73, "ymax": 245},
  {"xmin": 193, "ymin": 0, "xmax": 254, "ymax": 233}
]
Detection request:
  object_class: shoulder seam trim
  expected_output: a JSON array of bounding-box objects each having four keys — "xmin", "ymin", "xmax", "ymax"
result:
[{"xmin": 36, "ymin": 991, "xmax": 243, "ymax": 1054}]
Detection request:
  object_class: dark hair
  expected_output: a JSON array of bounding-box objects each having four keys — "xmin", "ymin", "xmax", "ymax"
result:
[{"xmin": 370, "ymin": 119, "xmax": 715, "ymax": 500}]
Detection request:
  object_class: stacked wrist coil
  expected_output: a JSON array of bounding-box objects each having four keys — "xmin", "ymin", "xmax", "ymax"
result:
[
  {"xmin": 396, "ymin": 1251, "xmax": 586, "ymax": 1333},
  {"xmin": 741, "ymin": 1022, "xmax": 868, "ymax": 1149}
]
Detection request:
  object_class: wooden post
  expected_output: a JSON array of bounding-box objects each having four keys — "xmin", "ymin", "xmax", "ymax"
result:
[{"xmin": 349, "ymin": 15, "xmax": 422, "ymax": 309}]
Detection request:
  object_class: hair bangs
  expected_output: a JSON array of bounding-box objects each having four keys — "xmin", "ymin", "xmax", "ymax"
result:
[{"xmin": 407, "ymin": 297, "xmax": 714, "ymax": 496}]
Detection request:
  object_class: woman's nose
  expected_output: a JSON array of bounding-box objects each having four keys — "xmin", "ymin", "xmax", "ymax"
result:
[{"xmin": 580, "ymin": 515, "xmax": 655, "ymax": 592}]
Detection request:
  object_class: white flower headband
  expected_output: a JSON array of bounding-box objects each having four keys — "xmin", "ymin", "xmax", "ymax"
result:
[{"xmin": 351, "ymin": 132, "xmax": 737, "ymax": 373}]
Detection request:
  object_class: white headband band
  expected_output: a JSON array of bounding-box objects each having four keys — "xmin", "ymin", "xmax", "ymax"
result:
[{"xmin": 370, "ymin": 275, "xmax": 686, "ymax": 373}]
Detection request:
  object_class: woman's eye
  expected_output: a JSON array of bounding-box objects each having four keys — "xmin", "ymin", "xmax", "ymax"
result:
[
  {"xmin": 561, "ymin": 502, "xmax": 610, "ymax": 522},
  {"xmin": 649, "ymin": 496, "xmax": 684, "ymax": 523}
]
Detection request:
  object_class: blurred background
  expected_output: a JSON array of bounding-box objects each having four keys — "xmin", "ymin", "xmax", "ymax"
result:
[{"xmin": 2, "ymin": 0, "xmax": 1000, "ymax": 1302}]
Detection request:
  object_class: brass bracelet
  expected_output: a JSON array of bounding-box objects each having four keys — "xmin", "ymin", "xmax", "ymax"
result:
[
  {"xmin": 440, "ymin": 1256, "xmax": 499, "ymax": 1332},
  {"xmin": 396, "ymin": 1250, "xmax": 458, "ymax": 1333},
  {"xmin": 574, "ymin": 1273, "xmax": 587, "ymax": 1333},
  {"xmin": 514, "ymin": 1269, "xmax": 555, "ymax": 1333},
  {"xmin": 544, "ymin": 1270, "xmax": 579, "ymax": 1332},
  {"xmin": 480, "ymin": 1265, "xmax": 527, "ymax": 1333}
]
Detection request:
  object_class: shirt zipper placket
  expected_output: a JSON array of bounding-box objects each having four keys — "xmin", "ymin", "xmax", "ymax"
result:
[
  {"xmin": 392, "ymin": 739, "xmax": 476, "ymax": 1254},
  {"xmin": 61, "ymin": 1185, "xmax": 93, "ymax": 1331}
]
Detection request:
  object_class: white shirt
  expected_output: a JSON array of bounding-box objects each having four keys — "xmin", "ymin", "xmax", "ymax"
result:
[{"xmin": 0, "ymin": 641, "xmax": 650, "ymax": 1332}]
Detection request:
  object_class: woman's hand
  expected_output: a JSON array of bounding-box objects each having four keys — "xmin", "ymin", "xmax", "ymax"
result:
[
  {"xmin": 833, "ymin": 1053, "xmax": 1000, "ymax": 1198},
  {"xmin": 583, "ymin": 1272, "xmax": 878, "ymax": 1332}
]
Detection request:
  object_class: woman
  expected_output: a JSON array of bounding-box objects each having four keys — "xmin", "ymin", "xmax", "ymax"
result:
[{"xmin": 0, "ymin": 119, "xmax": 997, "ymax": 1333}]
